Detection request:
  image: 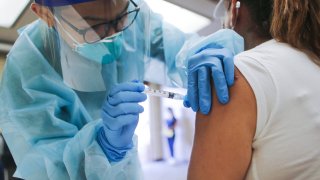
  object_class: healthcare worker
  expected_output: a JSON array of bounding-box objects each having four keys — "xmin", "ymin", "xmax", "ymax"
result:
[{"xmin": 0, "ymin": 0, "xmax": 237, "ymax": 179}]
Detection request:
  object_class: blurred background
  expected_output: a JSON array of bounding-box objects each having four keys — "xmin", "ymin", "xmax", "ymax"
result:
[{"xmin": 0, "ymin": 0, "xmax": 220, "ymax": 179}]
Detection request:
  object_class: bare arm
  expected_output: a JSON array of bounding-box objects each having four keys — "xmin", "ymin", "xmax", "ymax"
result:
[{"xmin": 188, "ymin": 68, "xmax": 257, "ymax": 180}]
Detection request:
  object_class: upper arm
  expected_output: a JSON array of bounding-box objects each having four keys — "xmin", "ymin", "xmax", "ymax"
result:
[{"xmin": 187, "ymin": 68, "xmax": 257, "ymax": 180}]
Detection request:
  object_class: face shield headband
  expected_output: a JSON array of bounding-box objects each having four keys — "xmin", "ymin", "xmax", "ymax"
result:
[{"xmin": 35, "ymin": 0, "xmax": 95, "ymax": 7}]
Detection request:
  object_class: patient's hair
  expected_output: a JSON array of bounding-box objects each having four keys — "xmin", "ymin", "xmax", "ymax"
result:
[
  {"xmin": 271, "ymin": 0, "xmax": 320, "ymax": 64},
  {"xmin": 240, "ymin": 0, "xmax": 273, "ymax": 38}
]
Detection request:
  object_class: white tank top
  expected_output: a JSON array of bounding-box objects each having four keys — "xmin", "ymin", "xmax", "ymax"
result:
[{"xmin": 235, "ymin": 40, "xmax": 320, "ymax": 180}]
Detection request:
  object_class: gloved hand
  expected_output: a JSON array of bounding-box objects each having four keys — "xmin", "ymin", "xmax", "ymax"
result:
[
  {"xmin": 184, "ymin": 43, "xmax": 235, "ymax": 115},
  {"xmin": 97, "ymin": 81, "xmax": 147, "ymax": 162}
]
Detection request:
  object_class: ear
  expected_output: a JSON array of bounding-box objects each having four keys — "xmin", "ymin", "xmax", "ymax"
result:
[
  {"xmin": 30, "ymin": 3, "xmax": 55, "ymax": 27},
  {"xmin": 230, "ymin": 0, "xmax": 239, "ymax": 27}
]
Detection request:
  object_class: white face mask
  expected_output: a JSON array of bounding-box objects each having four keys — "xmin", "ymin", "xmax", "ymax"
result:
[
  {"xmin": 54, "ymin": 16, "xmax": 123, "ymax": 92},
  {"xmin": 60, "ymin": 40, "xmax": 109, "ymax": 92}
]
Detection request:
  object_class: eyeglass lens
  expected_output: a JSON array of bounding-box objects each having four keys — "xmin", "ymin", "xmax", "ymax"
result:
[{"xmin": 84, "ymin": 12, "xmax": 136, "ymax": 43}]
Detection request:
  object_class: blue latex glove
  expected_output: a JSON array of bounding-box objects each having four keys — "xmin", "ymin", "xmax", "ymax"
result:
[
  {"xmin": 184, "ymin": 44, "xmax": 235, "ymax": 114},
  {"xmin": 97, "ymin": 81, "xmax": 147, "ymax": 162}
]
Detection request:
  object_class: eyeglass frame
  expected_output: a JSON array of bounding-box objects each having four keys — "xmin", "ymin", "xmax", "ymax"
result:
[{"xmin": 56, "ymin": 0, "xmax": 140, "ymax": 43}]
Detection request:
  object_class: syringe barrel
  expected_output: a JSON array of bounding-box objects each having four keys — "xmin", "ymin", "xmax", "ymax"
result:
[{"xmin": 143, "ymin": 85, "xmax": 184, "ymax": 100}]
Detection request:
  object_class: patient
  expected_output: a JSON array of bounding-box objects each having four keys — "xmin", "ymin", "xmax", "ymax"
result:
[{"xmin": 188, "ymin": 0, "xmax": 320, "ymax": 179}]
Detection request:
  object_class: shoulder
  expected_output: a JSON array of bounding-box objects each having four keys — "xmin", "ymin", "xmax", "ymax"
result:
[
  {"xmin": 234, "ymin": 39, "xmax": 307, "ymax": 101},
  {"xmin": 6, "ymin": 20, "xmax": 58, "ymax": 71},
  {"xmin": 188, "ymin": 67, "xmax": 257, "ymax": 179},
  {"xmin": 233, "ymin": 40, "xmax": 289, "ymax": 139},
  {"xmin": 234, "ymin": 40, "xmax": 278, "ymax": 99},
  {"xmin": 235, "ymin": 39, "xmax": 306, "ymax": 67}
]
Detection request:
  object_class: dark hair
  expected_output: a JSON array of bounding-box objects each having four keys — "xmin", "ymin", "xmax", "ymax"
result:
[
  {"xmin": 271, "ymin": 0, "xmax": 320, "ymax": 65},
  {"xmin": 239, "ymin": 0, "xmax": 273, "ymax": 38}
]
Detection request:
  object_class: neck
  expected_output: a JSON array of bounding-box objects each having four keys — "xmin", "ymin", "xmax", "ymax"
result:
[{"xmin": 243, "ymin": 31, "xmax": 271, "ymax": 50}]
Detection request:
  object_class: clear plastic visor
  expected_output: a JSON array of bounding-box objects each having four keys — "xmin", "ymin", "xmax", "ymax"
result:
[
  {"xmin": 53, "ymin": 0, "xmax": 140, "ymax": 45},
  {"xmin": 48, "ymin": 0, "xmax": 152, "ymax": 92},
  {"xmin": 213, "ymin": 0, "xmax": 228, "ymax": 19}
]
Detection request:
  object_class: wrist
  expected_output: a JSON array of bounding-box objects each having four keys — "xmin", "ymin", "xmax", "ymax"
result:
[{"xmin": 97, "ymin": 127, "xmax": 133, "ymax": 162}]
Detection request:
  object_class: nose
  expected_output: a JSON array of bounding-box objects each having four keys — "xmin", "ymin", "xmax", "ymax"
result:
[
  {"xmin": 108, "ymin": 27, "xmax": 116, "ymax": 35},
  {"xmin": 106, "ymin": 25, "xmax": 118, "ymax": 37}
]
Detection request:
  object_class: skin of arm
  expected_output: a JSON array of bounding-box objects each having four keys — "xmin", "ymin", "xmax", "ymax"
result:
[{"xmin": 187, "ymin": 68, "xmax": 257, "ymax": 180}]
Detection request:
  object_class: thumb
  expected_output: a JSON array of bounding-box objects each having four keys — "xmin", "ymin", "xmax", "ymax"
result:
[{"xmin": 183, "ymin": 95, "xmax": 191, "ymax": 108}]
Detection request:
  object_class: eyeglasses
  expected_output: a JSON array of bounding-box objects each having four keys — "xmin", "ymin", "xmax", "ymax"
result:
[{"xmin": 57, "ymin": 0, "xmax": 140, "ymax": 43}]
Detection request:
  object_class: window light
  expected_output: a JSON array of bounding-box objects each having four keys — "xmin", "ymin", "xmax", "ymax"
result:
[
  {"xmin": 144, "ymin": 0, "xmax": 211, "ymax": 33},
  {"xmin": 0, "ymin": 0, "xmax": 30, "ymax": 28}
]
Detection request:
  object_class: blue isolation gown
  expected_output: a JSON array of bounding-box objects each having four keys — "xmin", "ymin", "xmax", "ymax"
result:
[{"xmin": 0, "ymin": 7, "xmax": 188, "ymax": 180}]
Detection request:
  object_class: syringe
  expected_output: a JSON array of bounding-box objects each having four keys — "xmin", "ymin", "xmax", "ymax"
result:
[{"xmin": 143, "ymin": 85, "xmax": 185, "ymax": 100}]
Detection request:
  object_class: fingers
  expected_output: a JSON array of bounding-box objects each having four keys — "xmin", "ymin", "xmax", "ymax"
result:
[
  {"xmin": 211, "ymin": 64, "xmax": 229, "ymax": 104},
  {"xmin": 103, "ymin": 102, "xmax": 145, "ymax": 117},
  {"xmin": 200, "ymin": 48, "xmax": 233, "ymax": 60},
  {"xmin": 195, "ymin": 43, "xmax": 223, "ymax": 55},
  {"xmin": 102, "ymin": 113, "xmax": 139, "ymax": 132},
  {"xmin": 187, "ymin": 68, "xmax": 199, "ymax": 112},
  {"xmin": 103, "ymin": 116, "xmax": 138, "ymax": 148},
  {"xmin": 198, "ymin": 67, "xmax": 211, "ymax": 114},
  {"xmin": 108, "ymin": 82, "xmax": 145, "ymax": 96},
  {"xmin": 119, "ymin": 120, "xmax": 139, "ymax": 144},
  {"xmin": 188, "ymin": 48, "xmax": 233, "ymax": 72},
  {"xmin": 183, "ymin": 95, "xmax": 191, "ymax": 108},
  {"xmin": 223, "ymin": 56, "xmax": 235, "ymax": 86},
  {"xmin": 108, "ymin": 91, "xmax": 147, "ymax": 105},
  {"xmin": 188, "ymin": 52, "xmax": 206, "ymax": 72},
  {"xmin": 102, "ymin": 82, "xmax": 146, "ymax": 132},
  {"xmin": 201, "ymin": 43, "xmax": 223, "ymax": 50},
  {"xmin": 186, "ymin": 65, "xmax": 230, "ymax": 113}
]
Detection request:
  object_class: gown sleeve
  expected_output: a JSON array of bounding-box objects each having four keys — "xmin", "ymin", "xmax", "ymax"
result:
[{"xmin": 0, "ymin": 20, "xmax": 142, "ymax": 180}]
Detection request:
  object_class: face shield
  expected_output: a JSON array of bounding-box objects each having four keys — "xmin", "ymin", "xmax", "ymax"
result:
[
  {"xmin": 213, "ymin": 0, "xmax": 229, "ymax": 28},
  {"xmin": 37, "ymin": 0, "xmax": 152, "ymax": 92},
  {"xmin": 213, "ymin": 0, "xmax": 227, "ymax": 19},
  {"xmin": 213, "ymin": 0, "xmax": 240, "ymax": 29}
]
